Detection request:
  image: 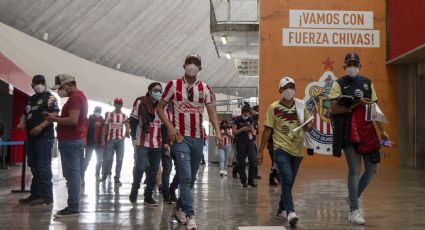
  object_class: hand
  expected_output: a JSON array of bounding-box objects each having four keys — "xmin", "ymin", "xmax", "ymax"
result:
[
  {"xmin": 17, "ymin": 123, "xmax": 25, "ymax": 132},
  {"xmin": 44, "ymin": 113, "xmax": 57, "ymax": 122},
  {"xmin": 357, "ymin": 98, "xmax": 370, "ymax": 107},
  {"xmin": 381, "ymin": 131, "xmax": 389, "ymax": 141},
  {"xmin": 168, "ymin": 127, "xmax": 177, "ymax": 143},
  {"xmin": 164, "ymin": 144, "xmax": 171, "ymax": 152},
  {"xmin": 47, "ymin": 96, "xmax": 57, "ymax": 108},
  {"xmin": 125, "ymin": 131, "xmax": 130, "ymax": 138},
  {"xmin": 303, "ymin": 121, "xmax": 314, "ymax": 132},
  {"xmin": 29, "ymin": 126, "xmax": 43, "ymax": 136},
  {"xmin": 242, "ymin": 126, "xmax": 251, "ymax": 132},
  {"xmin": 215, "ymin": 133, "xmax": 223, "ymax": 147},
  {"xmin": 257, "ymin": 152, "xmax": 264, "ymax": 165}
]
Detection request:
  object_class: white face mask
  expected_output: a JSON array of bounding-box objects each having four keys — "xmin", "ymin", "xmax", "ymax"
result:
[
  {"xmin": 33, "ymin": 84, "xmax": 46, "ymax": 94},
  {"xmin": 346, "ymin": 66, "xmax": 359, "ymax": 78},
  {"xmin": 58, "ymin": 89, "xmax": 68, "ymax": 98},
  {"xmin": 185, "ymin": 64, "xmax": 200, "ymax": 77},
  {"xmin": 282, "ymin": 89, "xmax": 295, "ymax": 100},
  {"xmin": 94, "ymin": 112, "xmax": 101, "ymax": 117},
  {"xmin": 151, "ymin": 91, "xmax": 162, "ymax": 101}
]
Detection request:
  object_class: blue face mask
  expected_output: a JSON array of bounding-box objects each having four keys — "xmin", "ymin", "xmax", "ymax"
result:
[{"xmin": 151, "ymin": 91, "xmax": 162, "ymax": 101}]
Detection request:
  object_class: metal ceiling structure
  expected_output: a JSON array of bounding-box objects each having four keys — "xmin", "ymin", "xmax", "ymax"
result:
[{"xmin": 0, "ymin": 0, "xmax": 258, "ymax": 95}]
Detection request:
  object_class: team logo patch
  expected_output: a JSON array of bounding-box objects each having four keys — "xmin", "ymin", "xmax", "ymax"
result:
[
  {"xmin": 363, "ymin": 83, "xmax": 369, "ymax": 91},
  {"xmin": 37, "ymin": 99, "xmax": 43, "ymax": 105},
  {"xmin": 199, "ymin": 91, "xmax": 205, "ymax": 99},
  {"xmin": 304, "ymin": 68, "xmax": 337, "ymax": 155}
]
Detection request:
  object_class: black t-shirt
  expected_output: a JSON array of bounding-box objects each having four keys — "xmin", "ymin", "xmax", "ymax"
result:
[
  {"xmin": 25, "ymin": 91, "xmax": 59, "ymax": 139},
  {"xmin": 233, "ymin": 115, "xmax": 255, "ymax": 143}
]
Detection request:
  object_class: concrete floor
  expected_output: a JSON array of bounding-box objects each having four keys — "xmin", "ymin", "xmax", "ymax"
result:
[{"xmin": 1, "ymin": 145, "xmax": 425, "ymax": 230}]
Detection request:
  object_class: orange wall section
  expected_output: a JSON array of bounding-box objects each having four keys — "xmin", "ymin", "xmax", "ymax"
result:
[{"xmin": 259, "ymin": 0, "xmax": 399, "ymax": 167}]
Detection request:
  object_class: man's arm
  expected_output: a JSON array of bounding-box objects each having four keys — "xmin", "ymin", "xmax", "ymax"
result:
[
  {"xmin": 17, "ymin": 114, "xmax": 26, "ymax": 131},
  {"xmin": 45, "ymin": 109, "xmax": 80, "ymax": 126},
  {"xmin": 206, "ymin": 104, "xmax": 222, "ymax": 145},
  {"xmin": 257, "ymin": 126, "xmax": 273, "ymax": 164},
  {"xmin": 330, "ymin": 99, "xmax": 369, "ymax": 115},
  {"xmin": 156, "ymin": 101, "xmax": 177, "ymax": 142}
]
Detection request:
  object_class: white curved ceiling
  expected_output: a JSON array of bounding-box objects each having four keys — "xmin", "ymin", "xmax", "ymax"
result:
[{"xmin": 0, "ymin": 0, "xmax": 258, "ymax": 92}]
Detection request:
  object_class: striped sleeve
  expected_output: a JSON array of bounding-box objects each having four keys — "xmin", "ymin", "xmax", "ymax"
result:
[
  {"xmin": 205, "ymin": 84, "xmax": 213, "ymax": 105},
  {"xmin": 161, "ymin": 81, "xmax": 174, "ymax": 103},
  {"xmin": 131, "ymin": 100, "xmax": 141, "ymax": 119},
  {"xmin": 104, "ymin": 112, "xmax": 110, "ymax": 125}
]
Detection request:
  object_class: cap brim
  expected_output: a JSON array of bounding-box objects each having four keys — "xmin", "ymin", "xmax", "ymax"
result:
[
  {"xmin": 345, "ymin": 58, "xmax": 360, "ymax": 64},
  {"xmin": 51, "ymin": 85, "xmax": 60, "ymax": 90}
]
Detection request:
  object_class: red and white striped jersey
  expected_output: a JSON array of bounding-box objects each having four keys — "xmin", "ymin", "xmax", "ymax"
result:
[
  {"xmin": 105, "ymin": 111, "xmax": 128, "ymax": 140},
  {"xmin": 161, "ymin": 77, "xmax": 213, "ymax": 139},
  {"xmin": 221, "ymin": 128, "xmax": 233, "ymax": 145},
  {"xmin": 131, "ymin": 100, "xmax": 162, "ymax": 148}
]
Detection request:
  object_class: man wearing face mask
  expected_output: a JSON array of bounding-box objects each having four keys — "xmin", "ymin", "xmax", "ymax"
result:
[
  {"xmin": 17, "ymin": 75, "xmax": 59, "ymax": 206},
  {"xmin": 45, "ymin": 74, "xmax": 88, "ymax": 217},
  {"xmin": 100, "ymin": 98, "xmax": 130, "ymax": 186},
  {"xmin": 81, "ymin": 106, "xmax": 104, "ymax": 183},
  {"xmin": 157, "ymin": 53, "xmax": 222, "ymax": 230},
  {"xmin": 258, "ymin": 76, "xmax": 313, "ymax": 227},
  {"xmin": 330, "ymin": 52, "xmax": 388, "ymax": 225},
  {"xmin": 232, "ymin": 104, "xmax": 258, "ymax": 188},
  {"xmin": 128, "ymin": 82, "xmax": 165, "ymax": 206}
]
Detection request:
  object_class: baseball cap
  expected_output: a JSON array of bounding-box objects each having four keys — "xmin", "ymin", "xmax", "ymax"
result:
[
  {"xmin": 32, "ymin": 75, "xmax": 45, "ymax": 84},
  {"xmin": 279, "ymin": 76, "xmax": 295, "ymax": 89},
  {"xmin": 114, "ymin": 98, "xmax": 124, "ymax": 104},
  {"xmin": 344, "ymin": 52, "xmax": 360, "ymax": 64},
  {"xmin": 185, "ymin": 53, "xmax": 202, "ymax": 64},
  {"xmin": 51, "ymin": 74, "xmax": 76, "ymax": 90}
]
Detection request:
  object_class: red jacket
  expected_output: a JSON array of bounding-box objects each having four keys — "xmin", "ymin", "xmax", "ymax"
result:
[{"xmin": 350, "ymin": 106, "xmax": 380, "ymax": 154}]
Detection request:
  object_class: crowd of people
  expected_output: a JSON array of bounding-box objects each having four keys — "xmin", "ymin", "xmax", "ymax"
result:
[{"xmin": 14, "ymin": 52, "xmax": 388, "ymax": 229}]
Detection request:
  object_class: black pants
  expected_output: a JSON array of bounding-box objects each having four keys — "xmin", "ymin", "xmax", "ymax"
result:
[{"xmin": 236, "ymin": 140, "xmax": 257, "ymax": 184}]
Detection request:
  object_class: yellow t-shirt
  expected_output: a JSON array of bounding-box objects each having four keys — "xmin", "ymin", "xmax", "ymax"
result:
[
  {"xmin": 329, "ymin": 81, "xmax": 378, "ymax": 102},
  {"xmin": 264, "ymin": 100, "xmax": 311, "ymax": 157}
]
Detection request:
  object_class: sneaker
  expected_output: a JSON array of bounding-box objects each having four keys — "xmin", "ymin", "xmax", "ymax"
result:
[
  {"xmin": 220, "ymin": 170, "xmax": 224, "ymax": 177},
  {"xmin": 223, "ymin": 170, "xmax": 228, "ymax": 176},
  {"xmin": 255, "ymin": 175, "xmax": 262, "ymax": 179},
  {"xmin": 144, "ymin": 197, "xmax": 158, "ymax": 207},
  {"xmin": 269, "ymin": 180, "xmax": 279, "ymax": 186},
  {"xmin": 53, "ymin": 207, "xmax": 80, "ymax": 218},
  {"xmin": 348, "ymin": 210, "xmax": 365, "ymax": 225},
  {"xmin": 248, "ymin": 182, "xmax": 257, "ymax": 187},
  {"xmin": 288, "ymin": 211, "xmax": 299, "ymax": 226},
  {"xmin": 115, "ymin": 180, "xmax": 122, "ymax": 187},
  {"xmin": 232, "ymin": 174, "xmax": 238, "ymax": 179},
  {"xmin": 30, "ymin": 198, "xmax": 53, "ymax": 206},
  {"xmin": 242, "ymin": 182, "xmax": 248, "ymax": 188},
  {"xmin": 19, "ymin": 195, "xmax": 38, "ymax": 205},
  {"xmin": 172, "ymin": 207, "xmax": 187, "ymax": 224},
  {"xmin": 186, "ymin": 215, "xmax": 197, "ymax": 230},
  {"xmin": 163, "ymin": 195, "xmax": 172, "ymax": 204},
  {"xmin": 276, "ymin": 210, "xmax": 287, "ymax": 220},
  {"xmin": 129, "ymin": 188, "xmax": 138, "ymax": 203}
]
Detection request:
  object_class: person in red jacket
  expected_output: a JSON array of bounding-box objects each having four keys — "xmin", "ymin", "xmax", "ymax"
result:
[{"xmin": 330, "ymin": 52, "xmax": 388, "ymax": 225}]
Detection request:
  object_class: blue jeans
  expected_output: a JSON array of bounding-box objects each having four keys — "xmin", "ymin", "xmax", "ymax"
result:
[
  {"xmin": 161, "ymin": 149, "xmax": 173, "ymax": 197},
  {"xmin": 218, "ymin": 144, "xmax": 232, "ymax": 171},
  {"xmin": 344, "ymin": 146, "xmax": 379, "ymax": 211},
  {"xmin": 27, "ymin": 137, "xmax": 54, "ymax": 202},
  {"xmin": 58, "ymin": 139, "xmax": 84, "ymax": 211},
  {"xmin": 103, "ymin": 139, "xmax": 125, "ymax": 181},
  {"xmin": 172, "ymin": 137, "xmax": 204, "ymax": 216},
  {"xmin": 82, "ymin": 144, "xmax": 103, "ymax": 177},
  {"xmin": 131, "ymin": 146, "xmax": 162, "ymax": 197},
  {"xmin": 274, "ymin": 148, "xmax": 303, "ymax": 215}
]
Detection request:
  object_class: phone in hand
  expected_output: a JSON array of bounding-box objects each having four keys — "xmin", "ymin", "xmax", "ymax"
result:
[{"xmin": 41, "ymin": 111, "xmax": 49, "ymax": 116}]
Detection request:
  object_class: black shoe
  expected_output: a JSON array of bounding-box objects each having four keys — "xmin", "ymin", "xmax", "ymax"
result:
[
  {"xmin": 255, "ymin": 175, "xmax": 262, "ymax": 179},
  {"xmin": 129, "ymin": 188, "xmax": 138, "ymax": 203},
  {"xmin": 248, "ymin": 182, "xmax": 257, "ymax": 187},
  {"xmin": 163, "ymin": 195, "xmax": 172, "ymax": 204},
  {"xmin": 144, "ymin": 197, "xmax": 158, "ymax": 207},
  {"xmin": 269, "ymin": 178, "xmax": 279, "ymax": 186},
  {"xmin": 242, "ymin": 182, "xmax": 248, "ymax": 188},
  {"xmin": 30, "ymin": 198, "xmax": 53, "ymax": 206},
  {"xmin": 232, "ymin": 174, "xmax": 238, "ymax": 179},
  {"xmin": 19, "ymin": 195, "xmax": 38, "ymax": 205},
  {"xmin": 53, "ymin": 207, "xmax": 80, "ymax": 218},
  {"xmin": 169, "ymin": 192, "xmax": 177, "ymax": 203},
  {"xmin": 115, "ymin": 180, "xmax": 122, "ymax": 187}
]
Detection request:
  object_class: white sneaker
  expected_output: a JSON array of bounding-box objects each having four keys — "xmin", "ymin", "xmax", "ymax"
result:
[
  {"xmin": 223, "ymin": 170, "xmax": 228, "ymax": 176},
  {"xmin": 348, "ymin": 210, "xmax": 365, "ymax": 225},
  {"xmin": 288, "ymin": 212, "xmax": 299, "ymax": 226},
  {"xmin": 186, "ymin": 215, "xmax": 197, "ymax": 230},
  {"xmin": 276, "ymin": 210, "xmax": 287, "ymax": 220},
  {"xmin": 219, "ymin": 170, "xmax": 224, "ymax": 176},
  {"xmin": 172, "ymin": 208, "xmax": 187, "ymax": 225}
]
